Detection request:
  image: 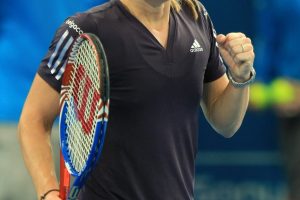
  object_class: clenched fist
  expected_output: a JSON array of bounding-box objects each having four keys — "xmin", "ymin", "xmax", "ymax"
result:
[{"xmin": 216, "ymin": 32, "xmax": 255, "ymax": 83}]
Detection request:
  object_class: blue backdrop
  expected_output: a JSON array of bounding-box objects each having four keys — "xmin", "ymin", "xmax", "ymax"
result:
[
  {"xmin": 0, "ymin": 0, "xmax": 258, "ymax": 121},
  {"xmin": 0, "ymin": 0, "xmax": 105, "ymax": 121},
  {"xmin": 0, "ymin": 0, "xmax": 288, "ymax": 199}
]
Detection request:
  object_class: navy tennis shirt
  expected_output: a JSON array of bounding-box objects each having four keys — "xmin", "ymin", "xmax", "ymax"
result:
[{"xmin": 38, "ymin": 0, "xmax": 226, "ymax": 199}]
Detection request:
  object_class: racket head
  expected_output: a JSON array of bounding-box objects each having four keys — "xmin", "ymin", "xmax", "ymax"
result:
[{"xmin": 59, "ymin": 33, "xmax": 109, "ymax": 177}]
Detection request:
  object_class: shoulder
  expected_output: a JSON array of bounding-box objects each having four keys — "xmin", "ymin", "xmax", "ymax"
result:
[
  {"xmin": 86, "ymin": 0, "xmax": 118, "ymax": 15},
  {"xmin": 37, "ymin": 1, "xmax": 121, "ymax": 92},
  {"xmin": 61, "ymin": 1, "xmax": 120, "ymax": 35}
]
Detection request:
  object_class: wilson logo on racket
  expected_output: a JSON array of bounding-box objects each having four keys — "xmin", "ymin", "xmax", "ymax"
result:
[{"xmin": 71, "ymin": 64, "xmax": 102, "ymax": 134}]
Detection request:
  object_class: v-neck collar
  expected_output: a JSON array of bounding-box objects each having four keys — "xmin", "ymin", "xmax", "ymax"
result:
[{"xmin": 116, "ymin": 0, "xmax": 176, "ymax": 52}]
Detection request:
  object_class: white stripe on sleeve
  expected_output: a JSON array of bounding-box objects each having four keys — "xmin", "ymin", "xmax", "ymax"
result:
[
  {"xmin": 55, "ymin": 59, "xmax": 68, "ymax": 80},
  {"xmin": 51, "ymin": 36, "xmax": 74, "ymax": 74},
  {"xmin": 47, "ymin": 30, "xmax": 69, "ymax": 69}
]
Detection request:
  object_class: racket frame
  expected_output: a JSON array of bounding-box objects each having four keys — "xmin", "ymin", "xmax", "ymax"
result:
[{"xmin": 59, "ymin": 33, "xmax": 109, "ymax": 200}]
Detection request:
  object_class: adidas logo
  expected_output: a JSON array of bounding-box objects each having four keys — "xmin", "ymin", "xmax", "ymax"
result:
[{"xmin": 190, "ymin": 39, "xmax": 204, "ymax": 52}]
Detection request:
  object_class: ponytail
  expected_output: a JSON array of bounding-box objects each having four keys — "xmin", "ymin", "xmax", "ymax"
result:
[{"xmin": 171, "ymin": 0, "xmax": 201, "ymax": 20}]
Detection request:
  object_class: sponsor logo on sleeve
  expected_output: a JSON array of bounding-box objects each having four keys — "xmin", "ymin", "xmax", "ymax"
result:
[{"xmin": 65, "ymin": 19, "xmax": 84, "ymax": 35}]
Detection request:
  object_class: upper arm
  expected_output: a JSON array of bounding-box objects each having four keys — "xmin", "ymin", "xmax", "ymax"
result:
[
  {"xmin": 201, "ymin": 74, "xmax": 229, "ymax": 117},
  {"xmin": 20, "ymin": 14, "xmax": 93, "ymax": 127},
  {"xmin": 19, "ymin": 74, "xmax": 60, "ymax": 130},
  {"xmin": 19, "ymin": 15, "xmax": 90, "ymax": 130},
  {"xmin": 37, "ymin": 13, "xmax": 96, "ymax": 92}
]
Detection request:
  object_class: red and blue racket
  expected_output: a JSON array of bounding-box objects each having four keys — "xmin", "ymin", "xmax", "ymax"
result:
[{"xmin": 58, "ymin": 33, "xmax": 109, "ymax": 200}]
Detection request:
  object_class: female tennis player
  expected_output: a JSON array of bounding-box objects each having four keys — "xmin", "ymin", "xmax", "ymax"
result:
[{"xmin": 18, "ymin": 0, "xmax": 255, "ymax": 199}]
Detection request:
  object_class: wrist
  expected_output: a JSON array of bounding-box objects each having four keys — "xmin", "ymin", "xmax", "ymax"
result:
[
  {"xmin": 227, "ymin": 67, "xmax": 256, "ymax": 88},
  {"xmin": 231, "ymin": 73, "xmax": 252, "ymax": 83},
  {"xmin": 40, "ymin": 189, "xmax": 59, "ymax": 200}
]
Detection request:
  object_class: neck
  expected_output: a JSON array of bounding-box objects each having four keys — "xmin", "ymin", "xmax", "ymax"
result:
[{"xmin": 120, "ymin": 0, "xmax": 171, "ymax": 31}]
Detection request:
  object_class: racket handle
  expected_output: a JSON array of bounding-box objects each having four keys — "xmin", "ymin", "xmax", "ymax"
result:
[{"xmin": 59, "ymin": 150, "xmax": 70, "ymax": 200}]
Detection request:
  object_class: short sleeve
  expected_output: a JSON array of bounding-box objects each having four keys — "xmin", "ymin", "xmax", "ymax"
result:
[
  {"xmin": 37, "ymin": 13, "xmax": 95, "ymax": 92},
  {"xmin": 198, "ymin": 3, "xmax": 226, "ymax": 83}
]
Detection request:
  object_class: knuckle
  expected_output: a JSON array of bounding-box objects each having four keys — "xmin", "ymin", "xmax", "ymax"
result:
[
  {"xmin": 245, "ymin": 37, "xmax": 252, "ymax": 43},
  {"xmin": 227, "ymin": 32, "xmax": 238, "ymax": 40},
  {"xmin": 247, "ymin": 44, "xmax": 254, "ymax": 51},
  {"xmin": 239, "ymin": 32, "xmax": 246, "ymax": 37}
]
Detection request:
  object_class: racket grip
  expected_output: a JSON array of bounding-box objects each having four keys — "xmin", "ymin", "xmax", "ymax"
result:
[{"xmin": 59, "ymin": 151, "xmax": 70, "ymax": 200}]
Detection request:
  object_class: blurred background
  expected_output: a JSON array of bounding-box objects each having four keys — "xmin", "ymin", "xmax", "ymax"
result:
[{"xmin": 1, "ymin": 0, "xmax": 300, "ymax": 199}]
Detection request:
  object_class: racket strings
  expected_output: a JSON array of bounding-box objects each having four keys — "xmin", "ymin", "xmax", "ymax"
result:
[{"xmin": 65, "ymin": 40, "xmax": 102, "ymax": 173}]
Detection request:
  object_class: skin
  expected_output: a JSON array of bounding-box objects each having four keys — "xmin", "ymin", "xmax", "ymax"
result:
[
  {"xmin": 18, "ymin": 0, "xmax": 255, "ymax": 199},
  {"xmin": 202, "ymin": 33, "xmax": 254, "ymax": 136},
  {"xmin": 18, "ymin": 75, "xmax": 60, "ymax": 200}
]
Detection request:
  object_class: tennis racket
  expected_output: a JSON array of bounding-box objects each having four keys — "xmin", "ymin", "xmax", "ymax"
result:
[{"xmin": 58, "ymin": 33, "xmax": 110, "ymax": 200}]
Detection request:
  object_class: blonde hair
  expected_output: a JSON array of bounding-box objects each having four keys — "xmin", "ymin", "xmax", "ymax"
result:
[{"xmin": 171, "ymin": 0, "xmax": 200, "ymax": 20}]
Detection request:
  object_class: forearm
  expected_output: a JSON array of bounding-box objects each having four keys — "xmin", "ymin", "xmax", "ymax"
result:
[
  {"xmin": 206, "ymin": 83, "xmax": 249, "ymax": 137},
  {"xmin": 204, "ymin": 32, "xmax": 254, "ymax": 137},
  {"xmin": 18, "ymin": 118, "xmax": 58, "ymax": 199}
]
